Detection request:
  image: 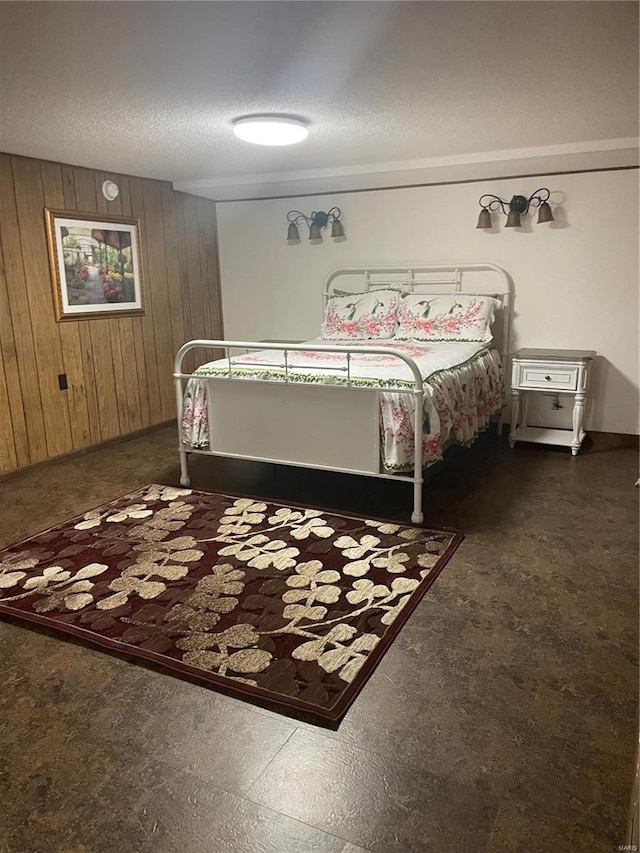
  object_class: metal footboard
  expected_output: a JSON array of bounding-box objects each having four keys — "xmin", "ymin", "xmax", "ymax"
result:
[{"xmin": 174, "ymin": 339, "xmax": 427, "ymax": 524}]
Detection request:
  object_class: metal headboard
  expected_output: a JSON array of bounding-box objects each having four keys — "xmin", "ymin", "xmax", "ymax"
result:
[{"xmin": 322, "ymin": 263, "xmax": 513, "ymax": 361}]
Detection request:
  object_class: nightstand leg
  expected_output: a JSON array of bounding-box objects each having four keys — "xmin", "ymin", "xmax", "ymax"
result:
[
  {"xmin": 520, "ymin": 393, "xmax": 529, "ymax": 428},
  {"xmin": 508, "ymin": 389, "xmax": 520, "ymax": 448},
  {"xmin": 571, "ymin": 392, "xmax": 586, "ymax": 456}
]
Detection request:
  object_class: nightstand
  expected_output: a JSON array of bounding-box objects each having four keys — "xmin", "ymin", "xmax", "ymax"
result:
[{"xmin": 508, "ymin": 348, "xmax": 596, "ymax": 455}]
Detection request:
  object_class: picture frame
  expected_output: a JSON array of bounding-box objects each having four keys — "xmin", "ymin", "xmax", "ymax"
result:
[{"xmin": 45, "ymin": 209, "xmax": 144, "ymax": 321}]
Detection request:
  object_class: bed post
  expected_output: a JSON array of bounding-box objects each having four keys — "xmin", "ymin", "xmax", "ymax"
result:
[
  {"xmin": 174, "ymin": 343, "xmax": 191, "ymax": 488},
  {"xmin": 179, "ymin": 449, "xmax": 190, "ymax": 488},
  {"xmin": 412, "ymin": 388, "xmax": 425, "ymax": 525},
  {"xmin": 497, "ymin": 284, "xmax": 512, "ymax": 435}
]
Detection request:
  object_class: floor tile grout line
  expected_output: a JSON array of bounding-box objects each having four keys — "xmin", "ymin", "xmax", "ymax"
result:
[
  {"xmin": 7, "ymin": 704, "xmax": 353, "ymax": 853},
  {"xmin": 241, "ymin": 794, "xmax": 355, "ymax": 852},
  {"xmin": 243, "ymin": 725, "xmax": 298, "ymax": 797},
  {"xmin": 66, "ymin": 704, "xmax": 297, "ymax": 814},
  {"xmin": 56, "ymin": 670, "xmax": 638, "ymax": 812},
  {"xmin": 240, "ymin": 768, "xmax": 355, "ymax": 851},
  {"xmin": 239, "ymin": 700, "xmax": 461, "ymax": 789},
  {"xmin": 237, "ymin": 725, "xmax": 367, "ymax": 849},
  {"xmin": 236, "ymin": 722, "xmax": 501, "ymax": 848},
  {"xmin": 133, "ymin": 724, "xmax": 302, "ymax": 806}
]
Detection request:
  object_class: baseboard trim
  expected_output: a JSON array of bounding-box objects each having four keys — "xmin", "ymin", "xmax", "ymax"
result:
[
  {"xmin": 582, "ymin": 431, "xmax": 639, "ymax": 452},
  {"xmin": 0, "ymin": 420, "xmax": 176, "ymax": 483},
  {"xmin": 498, "ymin": 426, "xmax": 638, "ymax": 443}
]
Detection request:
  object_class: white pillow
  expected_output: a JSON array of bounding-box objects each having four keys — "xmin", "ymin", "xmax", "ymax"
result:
[
  {"xmin": 396, "ymin": 294, "xmax": 497, "ymax": 342},
  {"xmin": 322, "ymin": 289, "xmax": 401, "ymax": 340}
]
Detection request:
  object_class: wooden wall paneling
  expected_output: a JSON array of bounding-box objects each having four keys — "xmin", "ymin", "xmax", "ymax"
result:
[
  {"xmin": 113, "ymin": 175, "xmax": 144, "ymax": 432},
  {"xmin": 0, "ymin": 341, "xmax": 17, "ymax": 472},
  {"xmin": 128, "ymin": 177, "xmax": 162, "ymax": 425},
  {"xmin": 174, "ymin": 192, "xmax": 196, "ymax": 375},
  {"xmin": 0, "ymin": 155, "xmax": 47, "ymax": 465},
  {"xmin": 118, "ymin": 176, "xmax": 150, "ymax": 427},
  {"xmin": 200, "ymin": 199, "xmax": 224, "ymax": 358},
  {"xmin": 208, "ymin": 203, "xmax": 223, "ymax": 338},
  {"xmin": 196, "ymin": 197, "xmax": 223, "ymax": 340},
  {"xmin": 41, "ymin": 160, "xmax": 92, "ymax": 450},
  {"xmin": 0, "ymin": 201, "xmax": 29, "ymax": 470},
  {"xmin": 61, "ymin": 166, "xmax": 76, "ymax": 210},
  {"xmin": 181, "ymin": 194, "xmax": 209, "ymax": 373},
  {"xmin": 73, "ymin": 167, "xmax": 121, "ymax": 442},
  {"xmin": 0, "ymin": 230, "xmax": 18, "ymax": 471},
  {"xmin": 160, "ymin": 183, "xmax": 186, "ymax": 364},
  {"xmin": 69, "ymin": 168, "xmax": 103, "ymax": 445},
  {"xmin": 160, "ymin": 183, "xmax": 189, "ymax": 432},
  {"xmin": 11, "ymin": 156, "xmax": 73, "ymax": 459},
  {"xmin": 115, "ymin": 314, "xmax": 143, "ymax": 432},
  {"xmin": 195, "ymin": 197, "xmax": 215, "ymax": 341},
  {"xmin": 94, "ymin": 172, "xmax": 137, "ymax": 434},
  {"xmin": 0, "ymin": 154, "xmax": 222, "ymax": 473},
  {"xmin": 141, "ymin": 179, "xmax": 174, "ymax": 421},
  {"xmin": 76, "ymin": 325, "xmax": 102, "ymax": 444},
  {"xmin": 0, "ymin": 243, "xmax": 19, "ymax": 471},
  {"xmin": 197, "ymin": 197, "xmax": 224, "ymax": 367}
]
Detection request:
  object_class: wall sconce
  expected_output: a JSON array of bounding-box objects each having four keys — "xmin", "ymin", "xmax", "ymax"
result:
[
  {"xmin": 286, "ymin": 207, "xmax": 345, "ymax": 243},
  {"xmin": 101, "ymin": 180, "xmax": 119, "ymax": 201},
  {"xmin": 476, "ymin": 188, "xmax": 554, "ymax": 229}
]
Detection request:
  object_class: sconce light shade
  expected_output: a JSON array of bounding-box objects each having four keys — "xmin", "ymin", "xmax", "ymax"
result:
[
  {"xmin": 330, "ymin": 219, "xmax": 345, "ymax": 239},
  {"xmin": 286, "ymin": 207, "xmax": 344, "ymax": 244},
  {"xmin": 287, "ymin": 222, "xmax": 301, "ymax": 242},
  {"xmin": 476, "ymin": 209, "xmax": 492, "ymax": 229},
  {"xmin": 505, "ymin": 209, "xmax": 522, "ymax": 228},
  {"xmin": 537, "ymin": 201, "xmax": 554, "ymax": 224}
]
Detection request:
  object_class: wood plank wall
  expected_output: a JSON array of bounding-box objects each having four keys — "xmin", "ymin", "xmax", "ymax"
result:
[{"xmin": 0, "ymin": 153, "xmax": 222, "ymax": 475}]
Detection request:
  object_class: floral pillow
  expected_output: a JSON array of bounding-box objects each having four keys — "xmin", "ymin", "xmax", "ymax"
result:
[
  {"xmin": 395, "ymin": 294, "xmax": 497, "ymax": 342},
  {"xmin": 321, "ymin": 289, "xmax": 401, "ymax": 340}
]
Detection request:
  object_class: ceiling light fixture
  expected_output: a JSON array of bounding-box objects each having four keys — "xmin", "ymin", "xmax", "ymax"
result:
[
  {"xmin": 286, "ymin": 208, "xmax": 345, "ymax": 244},
  {"xmin": 476, "ymin": 188, "xmax": 554, "ymax": 229},
  {"xmin": 232, "ymin": 115, "xmax": 308, "ymax": 146}
]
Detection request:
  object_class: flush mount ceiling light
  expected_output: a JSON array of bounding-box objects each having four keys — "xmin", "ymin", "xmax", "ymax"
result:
[{"xmin": 232, "ymin": 115, "xmax": 308, "ymax": 146}]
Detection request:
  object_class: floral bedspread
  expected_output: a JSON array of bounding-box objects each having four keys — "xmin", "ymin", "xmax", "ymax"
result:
[{"xmin": 181, "ymin": 340, "xmax": 504, "ymax": 472}]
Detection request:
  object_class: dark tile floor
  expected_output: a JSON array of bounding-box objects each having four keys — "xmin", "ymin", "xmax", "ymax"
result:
[{"xmin": 0, "ymin": 426, "xmax": 637, "ymax": 852}]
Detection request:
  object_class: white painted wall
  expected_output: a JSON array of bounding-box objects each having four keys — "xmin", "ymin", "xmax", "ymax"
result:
[{"xmin": 216, "ymin": 169, "xmax": 639, "ymax": 434}]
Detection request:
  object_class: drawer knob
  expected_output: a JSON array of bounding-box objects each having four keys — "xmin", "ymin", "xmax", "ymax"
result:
[{"xmin": 545, "ymin": 375, "xmax": 552, "ymax": 381}]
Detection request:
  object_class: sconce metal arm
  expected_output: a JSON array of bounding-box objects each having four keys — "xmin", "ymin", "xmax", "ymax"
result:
[
  {"xmin": 478, "ymin": 194, "xmax": 510, "ymax": 214},
  {"xmin": 478, "ymin": 188, "xmax": 551, "ymax": 213},
  {"xmin": 287, "ymin": 210, "xmax": 311, "ymax": 227},
  {"xmin": 287, "ymin": 207, "xmax": 342, "ymax": 229},
  {"xmin": 524, "ymin": 188, "xmax": 551, "ymax": 209}
]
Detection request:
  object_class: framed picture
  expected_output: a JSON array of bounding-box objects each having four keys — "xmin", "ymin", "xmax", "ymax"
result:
[{"xmin": 45, "ymin": 209, "xmax": 144, "ymax": 321}]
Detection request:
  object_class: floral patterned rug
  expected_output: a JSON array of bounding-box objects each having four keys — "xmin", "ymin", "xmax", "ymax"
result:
[{"xmin": 0, "ymin": 486, "xmax": 462, "ymax": 726}]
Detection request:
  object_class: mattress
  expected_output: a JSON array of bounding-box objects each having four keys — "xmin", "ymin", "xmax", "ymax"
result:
[{"xmin": 181, "ymin": 339, "xmax": 504, "ymax": 472}]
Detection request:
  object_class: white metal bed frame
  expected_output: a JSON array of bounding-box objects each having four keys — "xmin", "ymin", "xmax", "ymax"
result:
[{"xmin": 174, "ymin": 263, "xmax": 513, "ymax": 524}]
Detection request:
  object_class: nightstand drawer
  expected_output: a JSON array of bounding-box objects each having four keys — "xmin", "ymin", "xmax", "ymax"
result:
[{"xmin": 513, "ymin": 362, "xmax": 579, "ymax": 391}]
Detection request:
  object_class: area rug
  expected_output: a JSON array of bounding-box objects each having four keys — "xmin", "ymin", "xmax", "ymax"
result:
[{"xmin": 0, "ymin": 485, "xmax": 462, "ymax": 726}]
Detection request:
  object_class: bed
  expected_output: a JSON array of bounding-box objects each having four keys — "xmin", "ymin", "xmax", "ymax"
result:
[{"xmin": 174, "ymin": 263, "xmax": 512, "ymax": 523}]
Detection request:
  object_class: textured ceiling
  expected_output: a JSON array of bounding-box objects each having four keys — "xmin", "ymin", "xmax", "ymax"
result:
[{"xmin": 0, "ymin": 1, "xmax": 638, "ymax": 198}]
